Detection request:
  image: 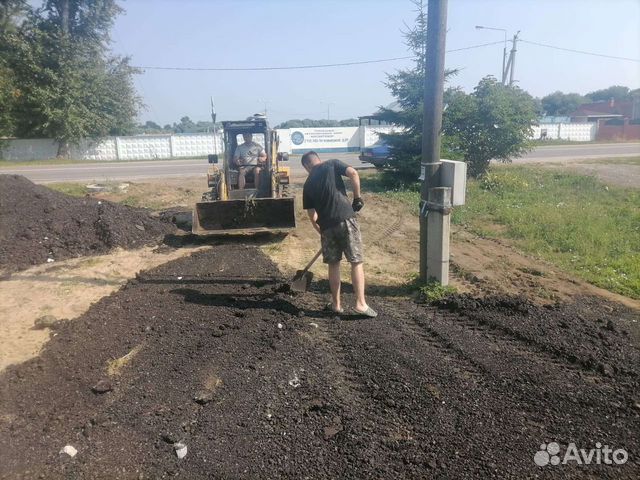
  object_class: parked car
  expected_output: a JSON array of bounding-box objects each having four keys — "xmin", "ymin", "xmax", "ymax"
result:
[{"xmin": 359, "ymin": 140, "xmax": 392, "ymax": 168}]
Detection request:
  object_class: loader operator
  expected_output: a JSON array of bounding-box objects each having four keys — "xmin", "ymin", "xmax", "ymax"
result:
[
  {"xmin": 301, "ymin": 151, "xmax": 377, "ymax": 318},
  {"xmin": 233, "ymin": 133, "xmax": 267, "ymax": 190}
]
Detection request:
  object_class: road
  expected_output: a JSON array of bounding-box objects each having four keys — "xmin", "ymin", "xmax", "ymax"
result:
[
  {"xmin": 0, "ymin": 153, "xmax": 365, "ymax": 184},
  {"xmin": 517, "ymin": 142, "xmax": 640, "ymax": 163},
  {"xmin": 1, "ymin": 143, "xmax": 638, "ymax": 183}
]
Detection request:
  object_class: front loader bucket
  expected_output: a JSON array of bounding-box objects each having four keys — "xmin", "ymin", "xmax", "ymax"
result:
[{"xmin": 192, "ymin": 197, "xmax": 296, "ymax": 235}]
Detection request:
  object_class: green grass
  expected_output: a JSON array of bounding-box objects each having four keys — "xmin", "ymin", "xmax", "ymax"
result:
[
  {"xmin": 362, "ymin": 166, "xmax": 640, "ymax": 299},
  {"xmin": 48, "ymin": 182, "xmax": 89, "ymax": 197},
  {"xmin": 578, "ymin": 156, "xmax": 640, "ymax": 166}
]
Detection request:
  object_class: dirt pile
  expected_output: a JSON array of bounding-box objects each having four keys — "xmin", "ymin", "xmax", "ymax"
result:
[
  {"xmin": 0, "ymin": 175, "xmax": 174, "ymax": 272},
  {"xmin": 0, "ymin": 245, "xmax": 638, "ymax": 479}
]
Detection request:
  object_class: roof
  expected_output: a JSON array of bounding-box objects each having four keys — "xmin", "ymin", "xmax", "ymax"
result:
[{"xmin": 570, "ymin": 101, "xmax": 633, "ymax": 118}]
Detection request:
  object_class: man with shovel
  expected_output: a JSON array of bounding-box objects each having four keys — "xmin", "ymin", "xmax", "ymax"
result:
[{"xmin": 301, "ymin": 151, "xmax": 377, "ymax": 318}]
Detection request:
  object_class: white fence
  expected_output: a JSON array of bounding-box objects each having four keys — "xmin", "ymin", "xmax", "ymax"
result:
[
  {"xmin": 1, "ymin": 122, "xmax": 596, "ymax": 162},
  {"xmin": 1, "ymin": 133, "xmax": 224, "ymax": 162},
  {"xmin": 530, "ymin": 123, "xmax": 596, "ymax": 142}
]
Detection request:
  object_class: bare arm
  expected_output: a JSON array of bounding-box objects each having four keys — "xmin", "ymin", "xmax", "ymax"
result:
[
  {"xmin": 306, "ymin": 209, "xmax": 321, "ymax": 234},
  {"xmin": 345, "ymin": 166, "xmax": 361, "ymax": 199}
]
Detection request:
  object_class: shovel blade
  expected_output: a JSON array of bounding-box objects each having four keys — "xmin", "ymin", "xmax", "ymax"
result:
[{"xmin": 290, "ymin": 270, "xmax": 314, "ymax": 292}]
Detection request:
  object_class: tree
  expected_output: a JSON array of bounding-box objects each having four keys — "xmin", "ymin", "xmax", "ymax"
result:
[
  {"xmin": 586, "ymin": 85, "xmax": 632, "ymax": 102},
  {"xmin": 443, "ymin": 76, "xmax": 537, "ymax": 177},
  {"xmin": 541, "ymin": 91, "xmax": 586, "ymax": 115},
  {"xmin": 0, "ymin": 0, "xmax": 30, "ymax": 137},
  {"xmin": 375, "ymin": 0, "xmax": 457, "ymax": 184},
  {"xmin": 2, "ymin": 0, "xmax": 141, "ymax": 156}
]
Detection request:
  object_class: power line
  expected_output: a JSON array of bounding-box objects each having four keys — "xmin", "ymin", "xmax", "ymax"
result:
[
  {"xmin": 134, "ymin": 41, "xmax": 504, "ymax": 72},
  {"xmin": 521, "ymin": 39, "xmax": 640, "ymax": 63}
]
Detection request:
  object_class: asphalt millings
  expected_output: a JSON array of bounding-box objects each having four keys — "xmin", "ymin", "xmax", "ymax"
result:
[{"xmin": 0, "ymin": 175, "xmax": 174, "ymax": 272}]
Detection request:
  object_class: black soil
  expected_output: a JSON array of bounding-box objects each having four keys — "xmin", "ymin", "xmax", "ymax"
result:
[
  {"xmin": 0, "ymin": 175, "xmax": 174, "ymax": 272},
  {"xmin": 0, "ymin": 245, "xmax": 639, "ymax": 479}
]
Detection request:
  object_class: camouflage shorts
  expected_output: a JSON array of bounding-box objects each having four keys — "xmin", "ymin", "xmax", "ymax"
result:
[{"xmin": 320, "ymin": 217, "xmax": 364, "ymax": 264}]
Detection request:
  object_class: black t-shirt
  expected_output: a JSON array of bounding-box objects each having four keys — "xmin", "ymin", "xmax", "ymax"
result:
[{"xmin": 302, "ymin": 159, "xmax": 354, "ymax": 231}]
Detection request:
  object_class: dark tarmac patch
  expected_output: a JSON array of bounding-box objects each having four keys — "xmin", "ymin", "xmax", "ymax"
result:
[{"xmin": 0, "ymin": 245, "xmax": 638, "ymax": 479}]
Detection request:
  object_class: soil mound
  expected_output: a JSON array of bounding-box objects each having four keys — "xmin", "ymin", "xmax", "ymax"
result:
[{"xmin": 0, "ymin": 175, "xmax": 174, "ymax": 272}]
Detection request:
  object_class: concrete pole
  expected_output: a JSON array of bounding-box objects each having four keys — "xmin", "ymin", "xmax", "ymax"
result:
[
  {"xmin": 509, "ymin": 32, "xmax": 520, "ymax": 87},
  {"xmin": 426, "ymin": 187, "xmax": 452, "ymax": 284},
  {"xmin": 420, "ymin": 0, "xmax": 448, "ymax": 282}
]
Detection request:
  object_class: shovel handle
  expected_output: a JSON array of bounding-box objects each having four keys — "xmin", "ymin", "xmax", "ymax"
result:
[{"xmin": 301, "ymin": 248, "xmax": 323, "ymax": 274}]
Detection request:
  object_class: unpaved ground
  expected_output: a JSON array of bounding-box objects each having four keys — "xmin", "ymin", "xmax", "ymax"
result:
[
  {"xmin": 0, "ymin": 245, "xmax": 207, "ymax": 371},
  {"xmin": 0, "ymin": 245, "xmax": 638, "ymax": 479}
]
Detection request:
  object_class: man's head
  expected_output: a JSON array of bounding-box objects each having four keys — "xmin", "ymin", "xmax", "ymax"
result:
[
  {"xmin": 242, "ymin": 133, "xmax": 253, "ymax": 144},
  {"xmin": 301, "ymin": 151, "xmax": 322, "ymax": 173}
]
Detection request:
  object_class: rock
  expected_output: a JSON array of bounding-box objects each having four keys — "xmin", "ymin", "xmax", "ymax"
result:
[
  {"xmin": 309, "ymin": 322, "xmax": 318, "ymax": 328},
  {"xmin": 427, "ymin": 460, "xmax": 437, "ymax": 469},
  {"xmin": 288, "ymin": 373, "xmax": 301, "ymax": 388},
  {"xmin": 91, "ymin": 379, "xmax": 113, "ymax": 394},
  {"xmin": 277, "ymin": 323, "xmax": 283, "ymax": 329},
  {"xmin": 323, "ymin": 419, "xmax": 343, "ymax": 440},
  {"xmin": 135, "ymin": 224, "xmax": 145, "ymax": 231},
  {"xmin": 59, "ymin": 445, "xmax": 77, "ymax": 457},
  {"xmin": 34, "ymin": 315, "xmax": 60, "ymax": 330},
  {"xmin": 173, "ymin": 442, "xmax": 187, "ymax": 459},
  {"xmin": 193, "ymin": 391, "xmax": 213, "ymax": 405},
  {"xmin": 297, "ymin": 310, "xmax": 305, "ymax": 318},
  {"xmin": 160, "ymin": 432, "xmax": 179, "ymax": 444},
  {"xmin": 597, "ymin": 363, "xmax": 614, "ymax": 377}
]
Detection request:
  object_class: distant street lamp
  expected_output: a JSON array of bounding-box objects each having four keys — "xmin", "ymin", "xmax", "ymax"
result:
[
  {"xmin": 321, "ymin": 101, "xmax": 335, "ymax": 121},
  {"xmin": 475, "ymin": 25, "xmax": 508, "ymax": 85}
]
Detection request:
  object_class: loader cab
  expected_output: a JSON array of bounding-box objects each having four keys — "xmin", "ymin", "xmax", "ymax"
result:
[{"xmin": 222, "ymin": 118, "xmax": 272, "ymax": 198}]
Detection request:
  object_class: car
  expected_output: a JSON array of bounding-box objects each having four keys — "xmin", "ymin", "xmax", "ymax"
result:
[{"xmin": 359, "ymin": 140, "xmax": 392, "ymax": 168}]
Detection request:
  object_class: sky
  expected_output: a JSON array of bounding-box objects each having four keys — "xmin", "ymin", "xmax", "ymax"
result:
[{"xmin": 106, "ymin": 0, "xmax": 640, "ymax": 126}]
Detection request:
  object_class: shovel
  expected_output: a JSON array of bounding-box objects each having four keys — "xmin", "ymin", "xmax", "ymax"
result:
[{"xmin": 289, "ymin": 248, "xmax": 323, "ymax": 292}]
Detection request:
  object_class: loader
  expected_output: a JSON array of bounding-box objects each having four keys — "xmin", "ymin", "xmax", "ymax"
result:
[{"xmin": 192, "ymin": 115, "xmax": 296, "ymax": 234}]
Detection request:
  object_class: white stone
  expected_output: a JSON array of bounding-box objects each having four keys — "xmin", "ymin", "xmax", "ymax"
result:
[
  {"xmin": 174, "ymin": 442, "xmax": 187, "ymax": 459},
  {"xmin": 60, "ymin": 445, "xmax": 77, "ymax": 457}
]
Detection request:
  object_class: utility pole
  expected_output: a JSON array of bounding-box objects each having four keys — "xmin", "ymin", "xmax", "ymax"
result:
[
  {"xmin": 505, "ymin": 31, "xmax": 520, "ymax": 86},
  {"xmin": 321, "ymin": 101, "xmax": 335, "ymax": 121},
  {"xmin": 420, "ymin": 0, "xmax": 449, "ymax": 283},
  {"xmin": 258, "ymin": 98, "xmax": 269, "ymax": 117},
  {"xmin": 475, "ymin": 25, "xmax": 508, "ymax": 85}
]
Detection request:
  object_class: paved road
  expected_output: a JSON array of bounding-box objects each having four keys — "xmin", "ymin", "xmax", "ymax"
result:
[
  {"xmin": 0, "ymin": 153, "xmax": 366, "ymax": 184},
  {"xmin": 2, "ymin": 143, "xmax": 639, "ymax": 183},
  {"xmin": 517, "ymin": 142, "xmax": 639, "ymax": 163}
]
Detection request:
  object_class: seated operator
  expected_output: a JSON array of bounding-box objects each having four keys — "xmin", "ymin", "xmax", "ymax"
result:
[{"xmin": 233, "ymin": 133, "xmax": 267, "ymax": 190}]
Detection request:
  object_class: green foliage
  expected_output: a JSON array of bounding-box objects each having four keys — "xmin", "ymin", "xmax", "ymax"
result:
[
  {"xmin": 275, "ymin": 118, "xmax": 359, "ymax": 129},
  {"xmin": 454, "ymin": 166, "xmax": 640, "ymax": 299},
  {"xmin": 443, "ymin": 77, "xmax": 537, "ymax": 177},
  {"xmin": 0, "ymin": 0, "xmax": 140, "ymax": 156},
  {"xmin": 586, "ymin": 85, "xmax": 634, "ymax": 102},
  {"xmin": 417, "ymin": 281, "xmax": 457, "ymax": 303},
  {"xmin": 375, "ymin": 0, "xmax": 458, "ymax": 185},
  {"xmin": 364, "ymin": 164, "xmax": 640, "ymax": 299},
  {"xmin": 377, "ymin": 1, "xmax": 535, "ymax": 182},
  {"xmin": 541, "ymin": 91, "xmax": 587, "ymax": 115}
]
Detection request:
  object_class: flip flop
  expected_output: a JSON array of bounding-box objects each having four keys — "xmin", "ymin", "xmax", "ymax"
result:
[
  {"xmin": 324, "ymin": 303, "xmax": 344, "ymax": 314},
  {"xmin": 353, "ymin": 306, "xmax": 378, "ymax": 318}
]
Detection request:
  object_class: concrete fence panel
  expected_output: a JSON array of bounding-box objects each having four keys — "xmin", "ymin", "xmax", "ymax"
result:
[{"xmin": 1, "ymin": 139, "xmax": 59, "ymax": 161}]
